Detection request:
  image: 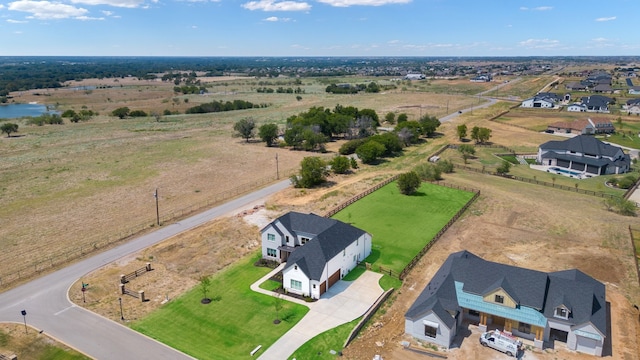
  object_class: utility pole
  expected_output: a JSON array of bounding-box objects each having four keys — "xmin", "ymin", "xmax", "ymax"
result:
[
  {"xmin": 276, "ymin": 153, "xmax": 279, "ymax": 180},
  {"xmin": 154, "ymin": 188, "xmax": 160, "ymax": 226}
]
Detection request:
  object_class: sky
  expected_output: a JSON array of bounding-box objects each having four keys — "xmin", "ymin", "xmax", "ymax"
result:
[{"xmin": 0, "ymin": 0, "xmax": 639, "ymax": 57}]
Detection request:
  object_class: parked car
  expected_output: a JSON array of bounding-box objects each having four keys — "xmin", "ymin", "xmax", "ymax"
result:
[{"xmin": 479, "ymin": 330, "xmax": 522, "ymax": 357}]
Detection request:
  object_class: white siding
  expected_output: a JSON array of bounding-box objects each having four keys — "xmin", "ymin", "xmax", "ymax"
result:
[{"xmin": 283, "ymin": 265, "xmax": 311, "ymax": 297}]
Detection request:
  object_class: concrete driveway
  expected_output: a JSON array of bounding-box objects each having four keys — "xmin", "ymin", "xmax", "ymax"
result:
[{"xmin": 255, "ymin": 270, "xmax": 384, "ymax": 360}]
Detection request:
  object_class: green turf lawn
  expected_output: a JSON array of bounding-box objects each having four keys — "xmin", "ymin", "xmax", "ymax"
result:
[
  {"xmin": 332, "ymin": 181, "xmax": 475, "ymax": 273},
  {"xmin": 130, "ymin": 253, "xmax": 309, "ymax": 360},
  {"xmin": 287, "ymin": 318, "xmax": 360, "ymax": 360}
]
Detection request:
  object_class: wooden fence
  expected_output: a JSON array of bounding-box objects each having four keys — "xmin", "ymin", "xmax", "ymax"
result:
[
  {"xmin": 343, "ymin": 288, "xmax": 395, "ymax": 348},
  {"xmin": 630, "ymin": 226, "xmax": 640, "ymax": 286},
  {"xmin": 120, "ymin": 263, "xmax": 152, "ymax": 284},
  {"xmin": 324, "ymin": 174, "xmax": 400, "ymax": 218},
  {"xmin": 0, "ymin": 167, "xmax": 298, "ymax": 289}
]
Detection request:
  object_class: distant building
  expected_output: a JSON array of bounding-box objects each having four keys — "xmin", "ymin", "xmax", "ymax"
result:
[
  {"xmin": 470, "ymin": 74, "xmax": 492, "ymax": 82},
  {"xmin": 538, "ymin": 135, "xmax": 630, "ymax": 176},
  {"xmin": 405, "ymin": 74, "xmax": 426, "ymax": 80},
  {"xmin": 547, "ymin": 118, "xmax": 614, "ymax": 135},
  {"xmin": 521, "ymin": 92, "xmax": 561, "ymax": 108}
]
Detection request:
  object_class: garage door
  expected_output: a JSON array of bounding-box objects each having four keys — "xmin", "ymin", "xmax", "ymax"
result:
[
  {"xmin": 576, "ymin": 336, "xmax": 597, "ymax": 354},
  {"xmin": 328, "ymin": 269, "xmax": 341, "ymax": 288},
  {"xmin": 319, "ymin": 281, "xmax": 326, "ymax": 296}
]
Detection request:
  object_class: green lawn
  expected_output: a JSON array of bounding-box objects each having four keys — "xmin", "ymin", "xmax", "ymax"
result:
[
  {"xmin": 332, "ymin": 182, "xmax": 475, "ymax": 273},
  {"xmin": 287, "ymin": 318, "xmax": 360, "ymax": 360},
  {"xmin": 130, "ymin": 253, "xmax": 309, "ymax": 360}
]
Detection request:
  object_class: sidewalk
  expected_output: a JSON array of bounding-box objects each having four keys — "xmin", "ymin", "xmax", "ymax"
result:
[{"xmin": 250, "ymin": 268, "xmax": 384, "ymax": 360}]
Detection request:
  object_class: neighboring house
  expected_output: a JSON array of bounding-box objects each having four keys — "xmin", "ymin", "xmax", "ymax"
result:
[
  {"xmin": 629, "ymin": 87, "xmax": 640, "ymax": 95},
  {"xmin": 626, "ymin": 105, "xmax": 640, "ymax": 115},
  {"xmin": 624, "ymin": 98, "xmax": 640, "ymax": 109},
  {"xmin": 261, "ymin": 211, "xmax": 371, "ymax": 299},
  {"xmin": 567, "ymin": 103, "xmax": 587, "ymax": 112},
  {"xmin": 405, "ymin": 251, "xmax": 607, "ymax": 356},
  {"xmin": 405, "ymin": 74, "xmax": 426, "ymax": 80},
  {"xmin": 547, "ymin": 118, "xmax": 614, "ymax": 135},
  {"xmin": 537, "ymin": 135, "xmax": 630, "ymax": 175},
  {"xmin": 592, "ymin": 84, "xmax": 613, "ymax": 94},
  {"xmin": 581, "ymin": 95, "xmax": 612, "ymax": 113},
  {"xmin": 521, "ymin": 92, "xmax": 561, "ymax": 108},
  {"xmin": 565, "ymin": 81, "xmax": 589, "ymax": 91},
  {"xmin": 471, "ymin": 74, "xmax": 492, "ymax": 82}
]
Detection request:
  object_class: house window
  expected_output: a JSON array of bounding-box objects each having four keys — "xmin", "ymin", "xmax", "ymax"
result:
[
  {"xmin": 424, "ymin": 325, "xmax": 437, "ymax": 338},
  {"xmin": 267, "ymin": 248, "xmax": 277, "ymax": 257},
  {"xmin": 294, "ymin": 265, "xmax": 298, "ymax": 270},
  {"xmin": 518, "ymin": 322, "xmax": 531, "ymax": 334},
  {"xmin": 291, "ymin": 279, "xmax": 302, "ymax": 291},
  {"xmin": 468, "ymin": 309, "xmax": 480, "ymax": 317},
  {"xmin": 494, "ymin": 295, "xmax": 504, "ymax": 304},
  {"xmin": 555, "ymin": 307, "xmax": 569, "ymax": 319},
  {"xmin": 313, "ymin": 284, "xmax": 316, "ymax": 289},
  {"xmin": 267, "ymin": 234, "xmax": 275, "ymax": 242},
  {"xmin": 286, "ymin": 236, "xmax": 290, "ymax": 244},
  {"xmin": 301, "ymin": 237, "xmax": 309, "ymax": 245}
]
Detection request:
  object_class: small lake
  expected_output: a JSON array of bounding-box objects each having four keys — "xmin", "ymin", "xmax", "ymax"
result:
[{"xmin": 0, "ymin": 103, "xmax": 55, "ymax": 119}]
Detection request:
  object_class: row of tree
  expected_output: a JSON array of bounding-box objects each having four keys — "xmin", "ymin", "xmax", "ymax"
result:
[
  {"xmin": 456, "ymin": 124, "xmax": 493, "ymax": 143},
  {"xmin": 256, "ymin": 87, "xmax": 304, "ymax": 94},
  {"xmin": 186, "ymin": 99, "xmax": 266, "ymax": 114}
]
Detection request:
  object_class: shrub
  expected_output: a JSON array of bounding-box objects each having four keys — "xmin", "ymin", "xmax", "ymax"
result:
[
  {"xmin": 356, "ymin": 141, "xmax": 386, "ymax": 164},
  {"xmin": 330, "ymin": 156, "xmax": 350, "ymax": 174},
  {"xmin": 339, "ymin": 138, "xmax": 368, "ymax": 155},
  {"xmin": 436, "ymin": 159, "xmax": 454, "ymax": 173},
  {"xmin": 616, "ymin": 175, "xmax": 637, "ymax": 189},
  {"xmin": 397, "ymin": 171, "xmax": 421, "ymax": 195},
  {"xmin": 414, "ymin": 163, "xmax": 442, "ymax": 181}
]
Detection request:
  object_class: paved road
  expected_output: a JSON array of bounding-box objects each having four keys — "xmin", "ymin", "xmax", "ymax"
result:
[{"xmin": 0, "ymin": 180, "xmax": 291, "ymax": 359}]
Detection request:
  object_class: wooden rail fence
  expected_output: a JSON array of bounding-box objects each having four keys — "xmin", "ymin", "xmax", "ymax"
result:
[
  {"xmin": 324, "ymin": 175, "xmax": 400, "ymax": 218},
  {"xmin": 120, "ymin": 263, "xmax": 153, "ymax": 284}
]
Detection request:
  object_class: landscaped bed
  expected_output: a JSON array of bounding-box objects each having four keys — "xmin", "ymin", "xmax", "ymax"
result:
[
  {"xmin": 130, "ymin": 253, "xmax": 309, "ymax": 360},
  {"xmin": 332, "ymin": 181, "xmax": 476, "ymax": 274}
]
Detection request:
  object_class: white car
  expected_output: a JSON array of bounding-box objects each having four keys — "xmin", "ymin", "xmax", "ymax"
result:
[{"xmin": 479, "ymin": 330, "xmax": 522, "ymax": 357}]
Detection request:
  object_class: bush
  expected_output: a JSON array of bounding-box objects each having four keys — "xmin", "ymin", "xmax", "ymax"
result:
[
  {"xmin": 339, "ymin": 138, "xmax": 368, "ymax": 155},
  {"xmin": 436, "ymin": 159, "xmax": 454, "ymax": 173},
  {"xmin": 330, "ymin": 156, "xmax": 350, "ymax": 174},
  {"xmin": 414, "ymin": 163, "xmax": 442, "ymax": 181},
  {"xmin": 350, "ymin": 157, "xmax": 358, "ymax": 169},
  {"xmin": 616, "ymin": 175, "xmax": 637, "ymax": 189},
  {"xmin": 355, "ymin": 141, "xmax": 386, "ymax": 164},
  {"xmin": 291, "ymin": 157, "xmax": 328, "ymax": 188},
  {"xmin": 129, "ymin": 110, "xmax": 148, "ymax": 117}
]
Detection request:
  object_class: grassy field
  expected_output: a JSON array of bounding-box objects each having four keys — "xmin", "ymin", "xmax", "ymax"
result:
[
  {"xmin": 0, "ymin": 324, "xmax": 89, "ymax": 360},
  {"xmin": 331, "ymin": 182, "xmax": 476, "ymax": 273},
  {"xmin": 130, "ymin": 253, "xmax": 309, "ymax": 360},
  {"xmin": 287, "ymin": 318, "xmax": 360, "ymax": 360},
  {"xmin": 0, "ymin": 75, "xmax": 486, "ymax": 287}
]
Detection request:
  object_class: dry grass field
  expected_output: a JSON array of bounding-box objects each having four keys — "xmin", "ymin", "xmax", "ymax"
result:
[{"xmin": 0, "ymin": 76, "xmax": 480, "ymax": 288}]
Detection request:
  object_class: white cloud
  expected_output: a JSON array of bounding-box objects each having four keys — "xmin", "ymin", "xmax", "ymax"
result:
[
  {"xmin": 102, "ymin": 10, "xmax": 113, "ymax": 15},
  {"xmin": 8, "ymin": 0, "xmax": 89, "ymax": 19},
  {"xmin": 264, "ymin": 16, "xmax": 291, "ymax": 21},
  {"xmin": 242, "ymin": 0, "xmax": 311, "ymax": 11},
  {"xmin": 0, "ymin": 4, "xmax": 5, "ymax": 9},
  {"xmin": 317, "ymin": 0, "xmax": 410, "ymax": 6},
  {"xmin": 7, "ymin": 18, "xmax": 29, "ymax": 23},
  {"xmin": 75, "ymin": 15, "xmax": 104, "ymax": 20},
  {"xmin": 518, "ymin": 38, "xmax": 560, "ymax": 49},
  {"xmin": 520, "ymin": 6, "xmax": 552, "ymax": 11},
  {"xmin": 595, "ymin": 16, "xmax": 616, "ymax": 22},
  {"xmin": 69, "ymin": 0, "xmax": 146, "ymax": 8}
]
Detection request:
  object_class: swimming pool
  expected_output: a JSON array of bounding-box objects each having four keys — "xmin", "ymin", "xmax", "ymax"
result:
[{"xmin": 549, "ymin": 167, "xmax": 583, "ymax": 178}]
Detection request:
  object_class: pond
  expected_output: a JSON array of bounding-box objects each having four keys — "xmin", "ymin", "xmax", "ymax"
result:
[{"xmin": 0, "ymin": 103, "xmax": 55, "ymax": 119}]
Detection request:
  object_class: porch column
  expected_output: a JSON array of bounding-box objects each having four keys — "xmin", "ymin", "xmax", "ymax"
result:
[
  {"xmin": 504, "ymin": 319, "xmax": 512, "ymax": 333},
  {"xmin": 533, "ymin": 326, "xmax": 544, "ymax": 349},
  {"xmin": 479, "ymin": 312, "xmax": 487, "ymax": 332}
]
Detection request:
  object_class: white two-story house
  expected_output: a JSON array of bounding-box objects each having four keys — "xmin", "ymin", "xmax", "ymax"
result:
[{"xmin": 261, "ymin": 212, "xmax": 371, "ymax": 299}]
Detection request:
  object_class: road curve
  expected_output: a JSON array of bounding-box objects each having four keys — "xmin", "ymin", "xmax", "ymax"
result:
[{"xmin": 0, "ymin": 180, "xmax": 291, "ymax": 359}]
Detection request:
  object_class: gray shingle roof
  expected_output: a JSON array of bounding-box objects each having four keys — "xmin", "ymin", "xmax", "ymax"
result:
[
  {"xmin": 540, "ymin": 135, "xmax": 622, "ymax": 158},
  {"xmin": 280, "ymin": 212, "xmax": 367, "ymax": 280},
  {"xmin": 405, "ymin": 251, "xmax": 607, "ymax": 336}
]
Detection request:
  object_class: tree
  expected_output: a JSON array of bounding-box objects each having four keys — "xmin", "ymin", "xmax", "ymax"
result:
[
  {"xmin": 1, "ymin": 122, "xmax": 18, "ymax": 137},
  {"xmin": 258, "ymin": 123, "xmax": 279, "ymax": 147},
  {"xmin": 414, "ymin": 163, "xmax": 442, "ymax": 181},
  {"xmin": 496, "ymin": 160, "xmax": 511, "ymax": 175},
  {"xmin": 458, "ymin": 144, "xmax": 475, "ymax": 164},
  {"xmin": 350, "ymin": 157, "xmax": 358, "ymax": 169},
  {"xmin": 330, "ymin": 156, "xmax": 350, "ymax": 174},
  {"xmin": 437, "ymin": 159, "xmax": 454, "ymax": 174},
  {"xmin": 355, "ymin": 141, "xmax": 386, "ymax": 164},
  {"xmin": 397, "ymin": 113, "xmax": 408, "ymax": 123},
  {"xmin": 291, "ymin": 157, "xmax": 328, "ymax": 188},
  {"xmin": 471, "ymin": 126, "xmax": 492, "ymax": 144},
  {"xmin": 357, "ymin": 108, "xmax": 380, "ymax": 126},
  {"xmin": 233, "ymin": 117, "xmax": 256, "ymax": 142},
  {"xmin": 397, "ymin": 171, "xmax": 421, "ymax": 195},
  {"xmin": 199, "ymin": 276, "xmax": 211, "ymax": 304},
  {"xmin": 418, "ymin": 115, "xmax": 441, "ymax": 137},
  {"xmin": 395, "ymin": 121, "xmax": 422, "ymax": 145},
  {"xmin": 273, "ymin": 294, "xmax": 283, "ymax": 324},
  {"xmin": 111, "ymin": 107, "xmax": 130, "ymax": 119},
  {"xmin": 384, "ymin": 112, "xmax": 396, "ymax": 124},
  {"xmin": 456, "ymin": 124, "xmax": 467, "ymax": 140}
]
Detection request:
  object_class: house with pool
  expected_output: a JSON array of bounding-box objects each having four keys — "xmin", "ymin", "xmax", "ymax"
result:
[
  {"xmin": 405, "ymin": 250, "xmax": 607, "ymax": 356},
  {"xmin": 537, "ymin": 135, "xmax": 630, "ymax": 177}
]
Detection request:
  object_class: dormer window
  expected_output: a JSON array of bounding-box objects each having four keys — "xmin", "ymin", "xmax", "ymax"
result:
[
  {"xmin": 554, "ymin": 307, "xmax": 569, "ymax": 319},
  {"xmin": 267, "ymin": 234, "xmax": 275, "ymax": 242},
  {"xmin": 301, "ymin": 237, "xmax": 309, "ymax": 245},
  {"xmin": 494, "ymin": 295, "xmax": 504, "ymax": 304}
]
